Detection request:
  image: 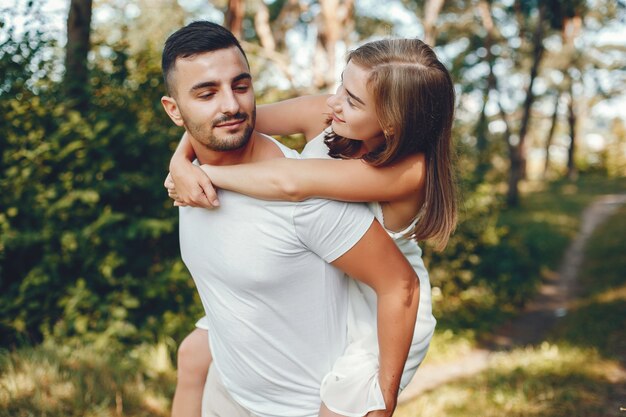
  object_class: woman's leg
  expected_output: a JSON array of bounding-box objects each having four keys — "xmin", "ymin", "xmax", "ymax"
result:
[
  {"xmin": 171, "ymin": 328, "xmax": 212, "ymax": 417},
  {"xmin": 318, "ymin": 403, "xmax": 349, "ymax": 417}
]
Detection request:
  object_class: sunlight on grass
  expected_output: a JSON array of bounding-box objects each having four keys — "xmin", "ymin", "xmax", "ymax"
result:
[
  {"xmin": 578, "ymin": 204, "xmax": 626, "ymax": 296},
  {"xmin": 398, "ymin": 182, "xmax": 626, "ymax": 417},
  {"xmin": 0, "ymin": 342, "xmax": 176, "ymax": 417},
  {"xmin": 396, "ymin": 343, "xmax": 625, "ymax": 417},
  {"xmin": 549, "ymin": 204, "xmax": 626, "ymax": 361},
  {"xmin": 528, "ymin": 211, "xmax": 578, "ymax": 230},
  {"xmin": 424, "ymin": 329, "xmax": 477, "ymax": 364}
]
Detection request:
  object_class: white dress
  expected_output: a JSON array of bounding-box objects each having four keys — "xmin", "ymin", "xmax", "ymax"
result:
[
  {"xmin": 303, "ymin": 131, "xmax": 437, "ymax": 417},
  {"xmin": 195, "ymin": 130, "xmax": 436, "ymax": 416}
]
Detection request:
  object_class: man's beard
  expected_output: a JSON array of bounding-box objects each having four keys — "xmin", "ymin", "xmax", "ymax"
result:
[{"xmin": 185, "ymin": 109, "xmax": 256, "ymax": 152}]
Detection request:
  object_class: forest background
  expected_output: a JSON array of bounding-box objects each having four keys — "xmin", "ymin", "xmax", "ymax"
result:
[{"xmin": 1, "ymin": 0, "xmax": 625, "ymax": 416}]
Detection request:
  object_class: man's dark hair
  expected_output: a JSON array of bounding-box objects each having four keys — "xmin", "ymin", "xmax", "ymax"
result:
[{"xmin": 162, "ymin": 21, "xmax": 248, "ymax": 95}]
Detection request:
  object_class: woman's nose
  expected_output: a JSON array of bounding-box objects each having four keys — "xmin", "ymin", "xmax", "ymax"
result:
[{"xmin": 326, "ymin": 91, "xmax": 341, "ymax": 112}]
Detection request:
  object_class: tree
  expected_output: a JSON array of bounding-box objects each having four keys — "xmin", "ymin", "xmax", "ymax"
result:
[
  {"xmin": 64, "ymin": 0, "xmax": 93, "ymax": 110},
  {"xmin": 543, "ymin": 91, "xmax": 561, "ymax": 178},
  {"xmin": 505, "ymin": 2, "xmax": 548, "ymax": 206},
  {"xmin": 314, "ymin": 0, "xmax": 355, "ymax": 89},
  {"xmin": 225, "ymin": 0, "xmax": 245, "ymax": 38},
  {"xmin": 423, "ymin": 0, "xmax": 446, "ymax": 46}
]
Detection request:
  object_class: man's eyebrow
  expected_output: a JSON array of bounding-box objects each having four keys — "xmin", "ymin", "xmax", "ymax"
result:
[
  {"xmin": 190, "ymin": 72, "xmax": 252, "ymax": 92},
  {"xmin": 190, "ymin": 81, "xmax": 218, "ymax": 92},
  {"xmin": 232, "ymin": 73, "xmax": 252, "ymax": 83}
]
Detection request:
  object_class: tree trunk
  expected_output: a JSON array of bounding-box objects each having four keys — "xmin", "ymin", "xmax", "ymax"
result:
[
  {"xmin": 315, "ymin": 0, "xmax": 354, "ymax": 90},
  {"xmin": 64, "ymin": 0, "xmax": 93, "ymax": 111},
  {"xmin": 423, "ymin": 0, "xmax": 445, "ymax": 46},
  {"xmin": 507, "ymin": 4, "xmax": 546, "ymax": 206},
  {"xmin": 566, "ymin": 83, "xmax": 578, "ymax": 180},
  {"xmin": 474, "ymin": 0, "xmax": 498, "ymax": 182},
  {"xmin": 254, "ymin": 0, "xmax": 275, "ymax": 51},
  {"xmin": 272, "ymin": 0, "xmax": 302, "ymax": 51},
  {"xmin": 543, "ymin": 91, "xmax": 561, "ymax": 178},
  {"xmin": 225, "ymin": 0, "xmax": 245, "ymax": 39},
  {"xmin": 507, "ymin": 144, "xmax": 523, "ymax": 207},
  {"xmin": 562, "ymin": 15, "xmax": 582, "ymax": 181}
]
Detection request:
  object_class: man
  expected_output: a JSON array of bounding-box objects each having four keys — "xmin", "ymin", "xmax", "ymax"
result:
[{"xmin": 160, "ymin": 21, "xmax": 418, "ymax": 417}]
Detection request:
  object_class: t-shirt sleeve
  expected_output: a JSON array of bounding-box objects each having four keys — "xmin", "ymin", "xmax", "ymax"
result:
[{"xmin": 293, "ymin": 199, "xmax": 375, "ymax": 263}]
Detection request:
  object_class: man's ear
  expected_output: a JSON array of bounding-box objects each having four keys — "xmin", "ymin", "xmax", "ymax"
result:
[{"xmin": 161, "ymin": 96, "xmax": 184, "ymax": 127}]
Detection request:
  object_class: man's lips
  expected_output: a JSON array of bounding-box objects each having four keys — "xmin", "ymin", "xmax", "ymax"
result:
[{"xmin": 215, "ymin": 118, "xmax": 245, "ymax": 128}]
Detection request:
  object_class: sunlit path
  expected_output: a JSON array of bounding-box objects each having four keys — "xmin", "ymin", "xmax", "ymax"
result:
[{"xmin": 398, "ymin": 193, "xmax": 626, "ymax": 404}]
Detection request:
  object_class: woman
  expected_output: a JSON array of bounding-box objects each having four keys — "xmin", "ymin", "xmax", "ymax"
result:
[{"xmin": 168, "ymin": 38, "xmax": 456, "ymax": 417}]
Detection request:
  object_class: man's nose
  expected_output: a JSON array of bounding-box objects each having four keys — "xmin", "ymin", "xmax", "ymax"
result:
[{"xmin": 220, "ymin": 91, "xmax": 240, "ymax": 115}]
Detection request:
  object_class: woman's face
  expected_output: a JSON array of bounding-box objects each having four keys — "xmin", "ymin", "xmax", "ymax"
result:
[{"xmin": 326, "ymin": 61, "xmax": 385, "ymax": 151}]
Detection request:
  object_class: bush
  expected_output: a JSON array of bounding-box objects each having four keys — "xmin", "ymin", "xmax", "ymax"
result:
[{"xmin": 0, "ymin": 10, "xmax": 202, "ymax": 348}]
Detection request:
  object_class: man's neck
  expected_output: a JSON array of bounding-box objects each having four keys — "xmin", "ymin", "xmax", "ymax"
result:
[{"xmin": 190, "ymin": 132, "xmax": 259, "ymax": 166}]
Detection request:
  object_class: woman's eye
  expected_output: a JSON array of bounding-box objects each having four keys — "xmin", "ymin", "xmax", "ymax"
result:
[{"xmin": 346, "ymin": 97, "xmax": 356, "ymax": 108}]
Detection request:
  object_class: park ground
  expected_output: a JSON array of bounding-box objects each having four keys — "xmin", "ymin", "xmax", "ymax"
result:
[{"xmin": 1, "ymin": 175, "xmax": 625, "ymax": 417}]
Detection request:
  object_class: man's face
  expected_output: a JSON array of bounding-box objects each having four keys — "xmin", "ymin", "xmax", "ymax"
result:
[{"xmin": 163, "ymin": 46, "xmax": 255, "ymax": 151}]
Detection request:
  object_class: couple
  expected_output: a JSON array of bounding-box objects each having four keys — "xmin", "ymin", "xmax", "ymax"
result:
[{"xmin": 161, "ymin": 21, "xmax": 456, "ymax": 417}]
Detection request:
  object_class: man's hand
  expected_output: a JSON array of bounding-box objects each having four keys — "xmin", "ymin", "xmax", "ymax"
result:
[{"xmin": 164, "ymin": 163, "xmax": 219, "ymax": 208}]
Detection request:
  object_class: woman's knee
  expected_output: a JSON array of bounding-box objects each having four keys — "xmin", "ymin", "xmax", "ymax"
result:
[{"xmin": 177, "ymin": 328, "xmax": 212, "ymax": 380}]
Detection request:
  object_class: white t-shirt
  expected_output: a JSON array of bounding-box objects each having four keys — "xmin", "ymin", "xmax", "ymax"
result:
[{"xmin": 179, "ymin": 137, "xmax": 375, "ymax": 417}]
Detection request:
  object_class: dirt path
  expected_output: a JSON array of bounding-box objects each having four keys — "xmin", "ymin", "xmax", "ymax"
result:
[{"xmin": 398, "ymin": 193, "xmax": 626, "ymax": 403}]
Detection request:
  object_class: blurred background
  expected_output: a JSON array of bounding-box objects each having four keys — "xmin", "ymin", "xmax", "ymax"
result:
[{"xmin": 1, "ymin": 1, "xmax": 625, "ymax": 416}]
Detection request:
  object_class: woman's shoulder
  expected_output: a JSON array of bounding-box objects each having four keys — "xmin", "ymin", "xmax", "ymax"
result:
[{"xmin": 301, "ymin": 129, "xmax": 333, "ymax": 159}]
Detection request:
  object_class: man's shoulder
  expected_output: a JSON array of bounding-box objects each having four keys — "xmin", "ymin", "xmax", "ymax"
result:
[
  {"xmin": 255, "ymin": 132, "xmax": 301, "ymax": 160},
  {"xmin": 295, "ymin": 197, "xmax": 371, "ymax": 219}
]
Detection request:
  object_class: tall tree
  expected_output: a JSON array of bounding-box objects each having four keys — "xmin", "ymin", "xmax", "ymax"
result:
[
  {"xmin": 506, "ymin": 3, "xmax": 547, "ymax": 206},
  {"xmin": 64, "ymin": 0, "xmax": 93, "ymax": 110},
  {"xmin": 314, "ymin": 0, "xmax": 355, "ymax": 89},
  {"xmin": 562, "ymin": 13, "xmax": 583, "ymax": 180},
  {"xmin": 543, "ymin": 91, "xmax": 561, "ymax": 178},
  {"xmin": 423, "ymin": 0, "xmax": 445, "ymax": 46},
  {"xmin": 226, "ymin": 0, "xmax": 246, "ymax": 39},
  {"xmin": 473, "ymin": 0, "xmax": 499, "ymax": 183}
]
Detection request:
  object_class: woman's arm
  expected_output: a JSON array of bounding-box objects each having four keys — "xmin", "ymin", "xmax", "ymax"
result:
[
  {"xmin": 200, "ymin": 154, "xmax": 426, "ymax": 203},
  {"xmin": 256, "ymin": 94, "xmax": 330, "ymax": 140},
  {"xmin": 167, "ymin": 131, "xmax": 219, "ymax": 208},
  {"xmin": 331, "ymin": 220, "xmax": 420, "ymax": 415},
  {"xmin": 165, "ymin": 94, "xmax": 331, "ymax": 207}
]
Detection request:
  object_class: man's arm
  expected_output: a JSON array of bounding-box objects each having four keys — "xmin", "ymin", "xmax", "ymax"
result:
[{"xmin": 331, "ymin": 220, "xmax": 420, "ymax": 416}]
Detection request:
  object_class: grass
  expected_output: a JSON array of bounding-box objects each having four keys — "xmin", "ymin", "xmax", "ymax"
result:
[
  {"xmin": 1, "ymin": 175, "xmax": 624, "ymax": 416},
  {"xmin": 499, "ymin": 176, "xmax": 626, "ymax": 275},
  {"xmin": 425, "ymin": 175, "xmax": 626, "ymax": 361},
  {"xmin": 397, "ymin": 178, "xmax": 626, "ymax": 417},
  {"xmin": 0, "ymin": 342, "xmax": 176, "ymax": 417},
  {"xmin": 397, "ymin": 344, "xmax": 624, "ymax": 417},
  {"xmin": 549, "ymin": 203, "xmax": 626, "ymax": 361}
]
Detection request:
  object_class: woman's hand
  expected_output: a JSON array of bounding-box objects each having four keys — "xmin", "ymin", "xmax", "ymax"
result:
[
  {"xmin": 365, "ymin": 397, "xmax": 396, "ymax": 417},
  {"xmin": 164, "ymin": 163, "xmax": 219, "ymax": 208}
]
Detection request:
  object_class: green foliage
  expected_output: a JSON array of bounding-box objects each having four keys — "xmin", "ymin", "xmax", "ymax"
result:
[
  {"xmin": 427, "ymin": 174, "xmax": 626, "ymax": 337},
  {"xmin": 399, "ymin": 183, "xmax": 626, "ymax": 417},
  {"xmin": 0, "ymin": 10, "xmax": 202, "ymax": 348}
]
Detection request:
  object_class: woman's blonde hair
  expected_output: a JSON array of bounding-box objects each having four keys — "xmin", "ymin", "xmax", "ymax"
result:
[{"xmin": 325, "ymin": 38, "xmax": 457, "ymax": 250}]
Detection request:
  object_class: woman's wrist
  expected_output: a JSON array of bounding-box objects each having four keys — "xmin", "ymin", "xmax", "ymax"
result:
[
  {"xmin": 170, "ymin": 153, "xmax": 195, "ymax": 175},
  {"xmin": 378, "ymin": 372, "xmax": 400, "ymax": 409}
]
